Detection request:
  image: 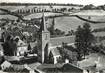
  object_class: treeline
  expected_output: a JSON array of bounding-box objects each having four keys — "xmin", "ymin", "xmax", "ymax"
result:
[
  {"xmin": 16, "ymin": 7, "xmax": 76, "ymax": 14},
  {"xmin": 81, "ymin": 4, "xmax": 105, "ymax": 10},
  {"xmin": 1, "ymin": 3, "xmax": 105, "ymax": 10},
  {"xmin": 0, "ymin": 3, "xmax": 83, "ymax": 6}
]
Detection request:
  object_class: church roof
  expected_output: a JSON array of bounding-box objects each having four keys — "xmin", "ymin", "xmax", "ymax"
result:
[
  {"xmin": 30, "ymin": 42, "xmax": 37, "ymax": 49},
  {"xmin": 50, "ymin": 36, "xmax": 75, "ymax": 47},
  {"xmin": 50, "ymin": 48, "xmax": 60, "ymax": 56},
  {"xmin": 62, "ymin": 63, "xmax": 83, "ymax": 72},
  {"xmin": 28, "ymin": 62, "xmax": 41, "ymax": 70}
]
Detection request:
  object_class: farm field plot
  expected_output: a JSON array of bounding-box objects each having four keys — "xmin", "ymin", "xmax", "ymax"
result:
[
  {"xmin": 54, "ymin": 16, "xmax": 105, "ymax": 33},
  {"xmin": 0, "ymin": 14, "xmax": 18, "ymax": 20},
  {"xmin": 73, "ymin": 10, "xmax": 105, "ymax": 16},
  {"xmin": 0, "ymin": 6, "xmax": 26, "ymax": 11},
  {"xmin": 93, "ymin": 32, "xmax": 105, "ymax": 37},
  {"xmin": 23, "ymin": 10, "xmax": 105, "ymax": 33}
]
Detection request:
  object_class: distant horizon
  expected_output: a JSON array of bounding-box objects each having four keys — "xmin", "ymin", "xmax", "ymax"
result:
[
  {"xmin": 0, "ymin": 0, "xmax": 105, "ymax": 6},
  {"xmin": 0, "ymin": 2, "xmax": 84, "ymax": 6}
]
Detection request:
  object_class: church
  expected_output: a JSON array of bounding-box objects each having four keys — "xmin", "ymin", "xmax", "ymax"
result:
[{"xmin": 37, "ymin": 13, "xmax": 76, "ymax": 64}]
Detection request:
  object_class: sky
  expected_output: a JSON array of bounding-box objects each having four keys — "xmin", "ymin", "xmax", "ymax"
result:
[{"xmin": 0, "ymin": 0, "xmax": 105, "ymax": 6}]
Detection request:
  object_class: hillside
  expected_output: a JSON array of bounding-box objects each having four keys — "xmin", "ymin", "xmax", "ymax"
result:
[
  {"xmin": 54, "ymin": 16, "xmax": 105, "ymax": 33},
  {"xmin": 0, "ymin": 5, "xmax": 105, "ymax": 36}
]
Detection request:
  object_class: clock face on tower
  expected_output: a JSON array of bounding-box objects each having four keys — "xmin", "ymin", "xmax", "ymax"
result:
[{"xmin": 42, "ymin": 32, "xmax": 50, "ymax": 41}]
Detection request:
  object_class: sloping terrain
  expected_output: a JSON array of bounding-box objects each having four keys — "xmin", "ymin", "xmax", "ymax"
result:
[{"xmin": 0, "ymin": 6, "xmax": 105, "ymax": 36}]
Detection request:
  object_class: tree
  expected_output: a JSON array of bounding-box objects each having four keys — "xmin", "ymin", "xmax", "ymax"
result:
[
  {"xmin": 57, "ymin": 47, "xmax": 67, "ymax": 63},
  {"xmin": 75, "ymin": 23, "xmax": 95, "ymax": 60},
  {"xmin": 91, "ymin": 44, "xmax": 105, "ymax": 55},
  {"xmin": 66, "ymin": 30, "xmax": 75, "ymax": 36},
  {"xmin": 82, "ymin": 4, "xmax": 95, "ymax": 10},
  {"xmin": 57, "ymin": 43, "xmax": 75, "ymax": 63},
  {"xmin": 54, "ymin": 29, "xmax": 65, "ymax": 36},
  {"xmin": 47, "ymin": 18, "xmax": 55, "ymax": 35},
  {"xmin": 83, "ymin": 23, "xmax": 94, "ymax": 49},
  {"xmin": 75, "ymin": 25, "xmax": 84, "ymax": 60},
  {"xmin": 60, "ymin": 8, "xmax": 67, "ymax": 12}
]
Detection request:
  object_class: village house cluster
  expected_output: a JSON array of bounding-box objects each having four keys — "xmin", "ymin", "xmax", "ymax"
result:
[{"xmin": 0, "ymin": 10, "xmax": 83, "ymax": 73}]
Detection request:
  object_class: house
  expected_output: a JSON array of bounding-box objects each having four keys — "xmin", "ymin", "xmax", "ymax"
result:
[
  {"xmin": 2, "ymin": 63, "xmax": 30, "ymax": 73},
  {"xmin": 1, "ymin": 61, "xmax": 12, "ymax": 70},
  {"xmin": 1, "ymin": 62, "xmax": 41, "ymax": 73},
  {"xmin": 30, "ymin": 41, "xmax": 37, "ymax": 49},
  {"xmin": 17, "ymin": 45, "xmax": 28, "ymax": 56},
  {"xmin": 15, "ymin": 36, "xmax": 28, "ymax": 56}
]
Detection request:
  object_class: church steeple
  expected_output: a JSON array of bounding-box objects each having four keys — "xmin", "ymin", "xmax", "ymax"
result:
[
  {"xmin": 38, "ymin": 12, "xmax": 50, "ymax": 63},
  {"xmin": 40, "ymin": 12, "xmax": 48, "ymax": 32}
]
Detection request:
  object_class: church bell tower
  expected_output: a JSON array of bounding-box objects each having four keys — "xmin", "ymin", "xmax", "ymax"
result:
[{"xmin": 38, "ymin": 13, "xmax": 50, "ymax": 63}]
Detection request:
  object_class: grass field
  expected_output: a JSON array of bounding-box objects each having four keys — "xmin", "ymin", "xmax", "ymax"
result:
[
  {"xmin": 93, "ymin": 32, "xmax": 105, "ymax": 37},
  {"xmin": 54, "ymin": 16, "xmax": 105, "ymax": 33},
  {"xmin": 23, "ymin": 11, "xmax": 105, "ymax": 34},
  {"xmin": 23, "ymin": 10, "xmax": 105, "ymax": 33}
]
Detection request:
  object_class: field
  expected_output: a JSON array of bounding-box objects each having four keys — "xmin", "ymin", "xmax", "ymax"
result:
[
  {"xmin": 93, "ymin": 32, "xmax": 105, "ymax": 37},
  {"xmin": 1, "ymin": 12, "xmax": 105, "ymax": 36},
  {"xmin": 0, "ymin": 5, "xmax": 105, "ymax": 36},
  {"xmin": 22, "ymin": 10, "xmax": 105, "ymax": 34},
  {"xmin": 54, "ymin": 16, "xmax": 105, "ymax": 33}
]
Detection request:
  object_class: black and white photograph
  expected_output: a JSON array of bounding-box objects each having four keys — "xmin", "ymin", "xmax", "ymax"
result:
[{"xmin": 0, "ymin": 0, "xmax": 105, "ymax": 73}]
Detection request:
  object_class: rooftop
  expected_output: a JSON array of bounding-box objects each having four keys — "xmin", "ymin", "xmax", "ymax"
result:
[
  {"xmin": 50, "ymin": 36, "xmax": 75, "ymax": 47},
  {"xmin": 37, "ymin": 63, "xmax": 83, "ymax": 72},
  {"xmin": 50, "ymin": 48, "xmax": 60, "ymax": 56}
]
